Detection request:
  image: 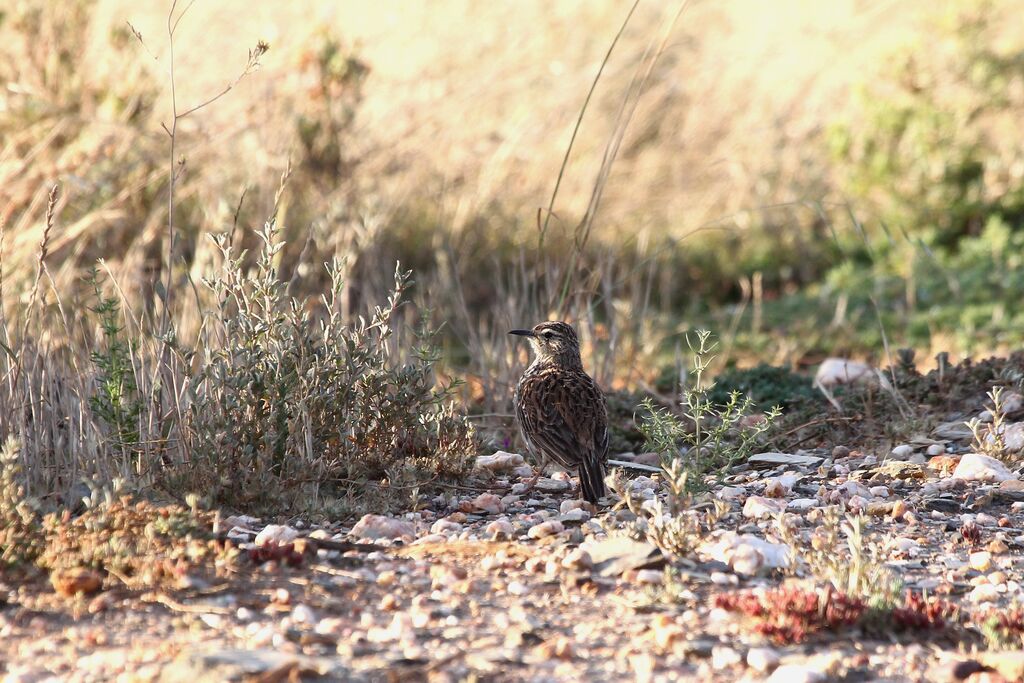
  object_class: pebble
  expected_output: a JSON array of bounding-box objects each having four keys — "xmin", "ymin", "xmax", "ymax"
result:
[
  {"xmin": 470, "ymin": 492, "xmax": 505, "ymax": 514},
  {"xmin": 969, "ymin": 583, "xmax": 1000, "ymax": 603},
  {"xmin": 430, "ymin": 519, "xmax": 463, "ymax": 534},
  {"xmin": 787, "ymin": 498, "xmax": 817, "ymax": 510},
  {"xmin": 254, "ymin": 524, "xmax": 299, "ymax": 547},
  {"xmin": 351, "ymin": 515, "xmax": 415, "ymax": 540},
  {"xmin": 290, "ymin": 604, "xmax": 316, "ymax": 626},
  {"xmin": 891, "ymin": 444, "xmax": 914, "ymax": 459},
  {"xmin": 635, "ymin": 569, "xmax": 664, "ymax": 585},
  {"xmin": 718, "ymin": 486, "xmax": 746, "ymax": 500},
  {"xmin": 970, "ymin": 551, "xmax": 993, "ymax": 572},
  {"xmin": 869, "ymin": 485, "xmax": 890, "ymax": 498},
  {"xmin": 952, "ymin": 453, "xmax": 1017, "ymax": 483},
  {"xmin": 766, "ymin": 664, "xmax": 825, "ymax": 683},
  {"xmin": 528, "ymin": 520, "xmax": 565, "ymax": 539},
  {"xmin": 475, "ymin": 451, "xmax": 526, "ymax": 472},
  {"xmin": 747, "ymin": 647, "xmax": 781, "ymax": 673},
  {"xmin": 561, "ymin": 548, "xmax": 593, "ymax": 571},
  {"xmin": 743, "ymin": 496, "xmax": 786, "ymax": 518},
  {"xmin": 483, "ymin": 519, "xmax": 514, "ymax": 539},
  {"xmin": 927, "ymin": 444, "xmax": 946, "ymax": 456},
  {"xmin": 712, "ymin": 646, "xmax": 743, "ymax": 670}
]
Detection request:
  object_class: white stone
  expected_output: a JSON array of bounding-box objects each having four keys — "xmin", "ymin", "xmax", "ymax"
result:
[
  {"xmin": 846, "ymin": 495, "xmax": 869, "ymax": 512},
  {"xmin": 412, "ymin": 533, "xmax": 447, "ymax": 545},
  {"xmin": 970, "ymin": 551, "xmax": 993, "ymax": 572},
  {"xmin": 747, "ymin": 647, "xmax": 781, "ymax": 674},
  {"xmin": 700, "ymin": 532, "xmax": 791, "ymax": 574},
  {"xmin": 430, "ymin": 519, "xmax": 462, "ymax": 534},
  {"xmin": 767, "ymin": 664, "xmax": 825, "ymax": 683},
  {"xmin": 927, "ymin": 444, "xmax": 946, "ymax": 456},
  {"xmin": 475, "ymin": 451, "xmax": 526, "ymax": 472},
  {"xmin": 290, "ymin": 604, "xmax": 316, "ymax": 625},
  {"xmin": 815, "ymin": 358, "xmax": 888, "ymax": 389},
  {"xmin": 718, "ymin": 486, "xmax": 746, "ymax": 500},
  {"xmin": 838, "ymin": 481, "xmax": 872, "ymax": 499},
  {"xmin": 891, "ymin": 444, "xmax": 914, "ymax": 459},
  {"xmin": 743, "ymin": 496, "xmax": 787, "ymax": 519},
  {"xmin": 712, "ymin": 646, "xmax": 742, "ymax": 670},
  {"xmin": 527, "ymin": 520, "xmax": 565, "ymax": 539},
  {"xmin": 351, "ymin": 515, "xmax": 416, "ymax": 541},
  {"xmin": 635, "ymin": 569, "xmax": 664, "ymax": 585},
  {"xmin": 787, "ymin": 498, "xmax": 818, "ymax": 510},
  {"xmin": 869, "ymin": 486, "xmax": 890, "ymax": 498},
  {"xmin": 952, "ymin": 453, "xmax": 1017, "ymax": 483},
  {"xmin": 969, "ymin": 583, "xmax": 1000, "ymax": 603},
  {"xmin": 254, "ymin": 524, "xmax": 300, "ymax": 547}
]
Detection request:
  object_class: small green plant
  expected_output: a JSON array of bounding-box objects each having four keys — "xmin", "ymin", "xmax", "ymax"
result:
[
  {"xmin": 86, "ymin": 268, "xmax": 141, "ymax": 455},
  {"xmin": 639, "ymin": 330, "xmax": 780, "ymax": 492},
  {"xmin": 776, "ymin": 508, "xmax": 903, "ymax": 610},
  {"xmin": 966, "ymin": 386, "xmax": 1011, "ymax": 459},
  {"xmin": 0, "ymin": 436, "xmax": 43, "ymax": 566},
  {"xmin": 978, "ymin": 603, "xmax": 1024, "ymax": 649}
]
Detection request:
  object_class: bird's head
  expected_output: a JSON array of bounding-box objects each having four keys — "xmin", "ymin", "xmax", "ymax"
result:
[{"xmin": 509, "ymin": 321, "xmax": 582, "ymax": 367}]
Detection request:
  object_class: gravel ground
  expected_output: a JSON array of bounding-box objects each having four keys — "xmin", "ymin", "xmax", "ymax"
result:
[{"xmin": 4, "ymin": 422, "xmax": 1024, "ymax": 682}]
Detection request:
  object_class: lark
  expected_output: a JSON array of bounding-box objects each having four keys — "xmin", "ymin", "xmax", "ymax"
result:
[{"xmin": 510, "ymin": 321, "xmax": 609, "ymax": 503}]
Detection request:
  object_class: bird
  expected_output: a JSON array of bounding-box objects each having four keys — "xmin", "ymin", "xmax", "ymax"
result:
[{"xmin": 509, "ymin": 321, "xmax": 609, "ymax": 503}]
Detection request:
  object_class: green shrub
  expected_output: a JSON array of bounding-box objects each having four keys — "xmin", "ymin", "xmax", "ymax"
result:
[
  {"xmin": 182, "ymin": 221, "xmax": 477, "ymax": 511},
  {"xmin": 639, "ymin": 330, "xmax": 780, "ymax": 492}
]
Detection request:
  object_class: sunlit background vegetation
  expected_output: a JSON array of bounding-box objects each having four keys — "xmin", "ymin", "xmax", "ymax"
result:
[{"xmin": 1, "ymin": 0, "xmax": 1022, "ymax": 511}]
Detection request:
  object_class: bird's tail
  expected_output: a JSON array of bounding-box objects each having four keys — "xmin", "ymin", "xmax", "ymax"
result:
[{"xmin": 579, "ymin": 453, "xmax": 606, "ymax": 504}]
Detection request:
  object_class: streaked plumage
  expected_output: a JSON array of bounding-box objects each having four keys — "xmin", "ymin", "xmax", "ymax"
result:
[{"xmin": 510, "ymin": 322, "xmax": 608, "ymax": 503}]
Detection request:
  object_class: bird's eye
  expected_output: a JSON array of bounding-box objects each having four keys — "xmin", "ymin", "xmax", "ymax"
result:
[{"xmin": 541, "ymin": 330, "xmax": 554, "ymax": 339}]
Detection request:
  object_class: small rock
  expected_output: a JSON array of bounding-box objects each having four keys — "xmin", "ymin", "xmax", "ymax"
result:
[
  {"xmin": 51, "ymin": 567, "xmax": 103, "ymax": 597},
  {"xmin": 536, "ymin": 636, "xmax": 574, "ymax": 661},
  {"xmin": 470, "ymin": 492, "xmax": 505, "ymax": 514},
  {"xmin": 969, "ymin": 551, "xmax": 993, "ymax": 572},
  {"xmin": 351, "ymin": 514, "xmax": 415, "ymax": 541},
  {"xmin": 290, "ymin": 603, "xmax": 317, "ymax": 626},
  {"xmin": 749, "ymin": 453, "xmax": 823, "ymax": 467},
  {"xmin": 926, "ymin": 444, "xmax": 946, "ymax": 456},
  {"xmin": 891, "ymin": 444, "xmax": 914, "ymax": 460},
  {"xmin": 869, "ymin": 486, "xmax": 890, "ymax": 498},
  {"xmin": 969, "ymin": 583, "xmax": 1000, "ymax": 603},
  {"xmin": 475, "ymin": 451, "xmax": 526, "ymax": 472},
  {"xmin": 832, "ymin": 445, "xmax": 850, "ymax": 458},
  {"xmin": 635, "ymin": 569, "xmax": 664, "ymax": 585},
  {"xmin": 527, "ymin": 520, "xmax": 565, "ymax": 539},
  {"xmin": 507, "ymin": 581, "xmax": 531, "ymax": 596},
  {"xmin": 485, "ymin": 519, "xmax": 514, "ymax": 539},
  {"xmin": 815, "ymin": 358, "xmax": 885, "ymax": 389},
  {"xmin": 746, "ymin": 647, "xmax": 780, "ymax": 674},
  {"xmin": 927, "ymin": 455, "xmax": 961, "ymax": 474},
  {"xmin": 561, "ymin": 548, "xmax": 593, "ymax": 571},
  {"xmin": 430, "ymin": 519, "xmax": 463, "ymax": 535},
  {"xmin": 952, "ymin": 453, "xmax": 1017, "ymax": 483},
  {"xmin": 254, "ymin": 524, "xmax": 299, "ymax": 547},
  {"xmin": 535, "ymin": 477, "xmax": 570, "ymax": 493},
  {"xmin": 718, "ymin": 486, "xmax": 745, "ymax": 500},
  {"xmin": 788, "ymin": 498, "xmax": 817, "ymax": 511},
  {"xmin": 712, "ymin": 646, "xmax": 743, "ymax": 670},
  {"xmin": 743, "ymin": 496, "xmax": 787, "ymax": 519}
]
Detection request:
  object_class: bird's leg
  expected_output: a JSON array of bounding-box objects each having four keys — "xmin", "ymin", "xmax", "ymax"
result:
[{"xmin": 520, "ymin": 455, "xmax": 547, "ymax": 494}]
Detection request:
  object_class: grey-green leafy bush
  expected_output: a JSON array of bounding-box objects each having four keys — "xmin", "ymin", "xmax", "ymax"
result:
[
  {"xmin": 639, "ymin": 330, "xmax": 780, "ymax": 492},
  {"xmin": 87, "ymin": 268, "xmax": 142, "ymax": 455},
  {"xmin": 182, "ymin": 221, "xmax": 476, "ymax": 510}
]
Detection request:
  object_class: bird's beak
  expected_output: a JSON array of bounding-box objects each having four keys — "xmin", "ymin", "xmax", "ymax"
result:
[{"xmin": 508, "ymin": 329, "xmax": 536, "ymax": 337}]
